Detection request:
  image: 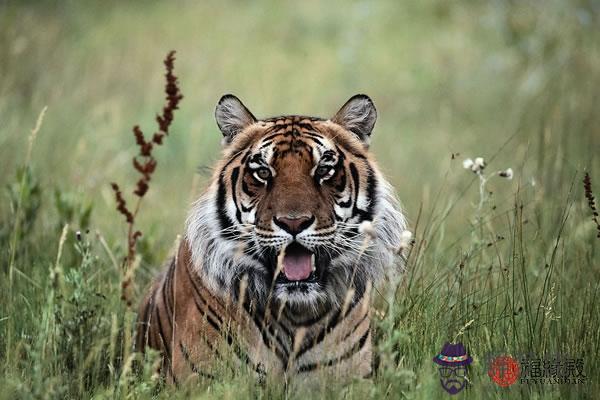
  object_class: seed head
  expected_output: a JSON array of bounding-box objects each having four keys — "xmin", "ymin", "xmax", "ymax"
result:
[
  {"xmin": 463, "ymin": 156, "xmax": 486, "ymax": 173},
  {"xmin": 400, "ymin": 230, "xmax": 413, "ymax": 247},
  {"xmin": 397, "ymin": 230, "xmax": 414, "ymax": 255},
  {"xmin": 474, "ymin": 157, "xmax": 486, "ymax": 170},
  {"xmin": 358, "ymin": 220, "xmax": 377, "ymax": 239},
  {"xmin": 498, "ymin": 168, "xmax": 513, "ymax": 180}
]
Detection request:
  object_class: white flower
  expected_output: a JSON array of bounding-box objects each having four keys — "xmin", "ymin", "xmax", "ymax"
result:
[
  {"xmin": 397, "ymin": 230, "xmax": 413, "ymax": 254},
  {"xmin": 400, "ymin": 230, "xmax": 413, "ymax": 246},
  {"xmin": 463, "ymin": 156, "xmax": 486, "ymax": 173},
  {"xmin": 358, "ymin": 220, "xmax": 377, "ymax": 239},
  {"xmin": 498, "ymin": 168, "xmax": 513, "ymax": 179},
  {"xmin": 474, "ymin": 157, "xmax": 485, "ymax": 170}
]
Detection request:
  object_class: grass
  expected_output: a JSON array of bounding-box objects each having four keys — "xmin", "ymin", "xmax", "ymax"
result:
[{"xmin": 1, "ymin": 0, "xmax": 599, "ymax": 398}]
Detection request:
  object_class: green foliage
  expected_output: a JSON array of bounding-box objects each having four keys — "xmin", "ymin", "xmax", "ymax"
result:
[
  {"xmin": 2, "ymin": 167, "xmax": 41, "ymax": 243},
  {"xmin": 54, "ymin": 189, "xmax": 93, "ymax": 232},
  {"xmin": 52, "ymin": 239, "xmax": 111, "ymax": 380}
]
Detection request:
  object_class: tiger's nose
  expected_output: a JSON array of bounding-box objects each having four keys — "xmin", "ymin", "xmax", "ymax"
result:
[{"xmin": 274, "ymin": 215, "xmax": 315, "ymax": 235}]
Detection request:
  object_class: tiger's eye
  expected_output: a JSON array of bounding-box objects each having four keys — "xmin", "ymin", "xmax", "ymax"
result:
[
  {"xmin": 256, "ymin": 168, "xmax": 271, "ymax": 180},
  {"xmin": 315, "ymin": 166, "xmax": 331, "ymax": 177}
]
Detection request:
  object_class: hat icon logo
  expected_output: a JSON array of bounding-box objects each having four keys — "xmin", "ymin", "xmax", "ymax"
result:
[{"xmin": 433, "ymin": 342, "xmax": 473, "ymax": 395}]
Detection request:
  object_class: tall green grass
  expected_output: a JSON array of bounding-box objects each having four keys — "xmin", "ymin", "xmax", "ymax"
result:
[{"xmin": 1, "ymin": 1, "xmax": 599, "ymax": 398}]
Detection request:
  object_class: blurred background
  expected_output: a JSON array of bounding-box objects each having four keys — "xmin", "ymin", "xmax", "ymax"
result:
[
  {"xmin": 1, "ymin": 1, "xmax": 600, "ymax": 398},
  {"xmin": 1, "ymin": 0, "xmax": 598, "ymax": 256}
]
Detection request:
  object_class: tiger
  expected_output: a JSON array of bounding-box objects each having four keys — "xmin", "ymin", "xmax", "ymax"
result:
[{"xmin": 135, "ymin": 94, "xmax": 407, "ymax": 385}]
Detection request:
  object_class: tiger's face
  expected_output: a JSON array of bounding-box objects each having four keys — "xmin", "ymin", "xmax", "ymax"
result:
[{"xmin": 187, "ymin": 95, "xmax": 406, "ymax": 316}]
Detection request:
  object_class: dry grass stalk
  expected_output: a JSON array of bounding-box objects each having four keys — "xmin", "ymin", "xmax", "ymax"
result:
[
  {"xmin": 583, "ymin": 172, "xmax": 600, "ymax": 238},
  {"xmin": 110, "ymin": 50, "xmax": 184, "ymax": 306}
]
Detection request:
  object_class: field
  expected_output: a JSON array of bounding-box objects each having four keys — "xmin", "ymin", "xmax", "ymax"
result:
[{"xmin": 1, "ymin": 1, "xmax": 599, "ymax": 398}]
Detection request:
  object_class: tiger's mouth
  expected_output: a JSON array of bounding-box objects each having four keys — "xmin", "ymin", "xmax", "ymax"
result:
[{"xmin": 276, "ymin": 242, "xmax": 318, "ymax": 286}]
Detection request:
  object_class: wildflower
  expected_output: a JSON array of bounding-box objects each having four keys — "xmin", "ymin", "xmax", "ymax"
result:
[
  {"xmin": 397, "ymin": 230, "xmax": 414, "ymax": 254},
  {"xmin": 110, "ymin": 51, "xmax": 183, "ymax": 308},
  {"xmin": 463, "ymin": 156, "xmax": 486, "ymax": 173},
  {"xmin": 358, "ymin": 220, "xmax": 377, "ymax": 239},
  {"xmin": 462, "ymin": 155, "xmax": 512, "ymax": 212},
  {"xmin": 583, "ymin": 172, "xmax": 600, "ymax": 238},
  {"xmin": 474, "ymin": 157, "xmax": 486, "ymax": 170},
  {"xmin": 498, "ymin": 168, "xmax": 513, "ymax": 179},
  {"xmin": 399, "ymin": 230, "xmax": 413, "ymax": 247}
]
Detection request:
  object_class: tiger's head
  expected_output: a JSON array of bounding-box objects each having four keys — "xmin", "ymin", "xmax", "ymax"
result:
[{"xmin": 187, "ymin": 94, "xmax": 406, "ymax": 316}]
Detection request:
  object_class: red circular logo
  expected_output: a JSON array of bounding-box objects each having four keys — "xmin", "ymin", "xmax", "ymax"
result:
[{"xmin": 488, "ymin": 355, "xmax": 520, "ymax": 387}]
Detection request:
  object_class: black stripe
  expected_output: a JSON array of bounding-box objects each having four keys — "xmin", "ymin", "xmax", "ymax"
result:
[
  {"xmin": 334, "ymin": 165, "xmax": 347, "ymax": 193},
  {"xmin": 160, "ymin": 287, "xmax": 172, "ymax": 331},
  {"xmin": 305, "ymin": 135, "xmax": 324, "ymax": 147},
  {"xmin": 337, "ymin": 196, "xmax": 352, "ymax": 208},
  {"xmin": 191, "ymin": 295, "xmax": 221, "ymax": 333},
  {"xmin": 303, "ymin": 131, "xmax": 325, "ymax": 140},
  {"xmin": 242, "ymin": 301, "xmax": 290, "ymax": 365},
  {"xmin": 294, "ymin": 311, "xmax": 341, "ymax": 359},
  {"xmin": 154, "ymin": 304, "xmax": 176, "ymax": 380},
  {"xmin": 341, "ymin": 226, "xmax": 359, "ymax": 239},
  {"xmin": 294, "ymin": 297, "xmax": 361, "ymax": 359},
  {"xmin": 260, "ymin": 140, "xmax": 273, "ymax": 148},
  {"xmin": 263, "ymin": 132, "xmax": 287, "ymax": 142},
  {"xmin": 184, "ymin": 265, "xmax": 262, "ymax": 373},
  {"xmin": 349, "ymin": 163, "xmax": 372, "ymax": 220},
  {"xmin": 284, "ymin": 313, "xmax": 328, "ymax": 330},
  {"xmin": 179, "ymin": 342, "xmax": 215, "ymax": 379},
  {"xmin": 183, "ymin": 262, "xmax": 225, "ymax": 327},
  {"xmin": 248, "ymin": 153, "xmax": 265, "ymax": 166},
  {"xmin": 161, "ymin": 263, "xmax": 174, "ymax": 328},
  {"xmin": 342, "ymin": 311, "xmax": 369, "ymax": 341},
  {"xmin": 216, "ymin": 173, "xmax": 235, "ymax": 237},
  {"xmin": 257, "ymin": 317, "xmax": 290, "ymax": 363},
  {"xmin": 349, "ymin": 163, "xmax": 360, "ymax": 208},
  {"xmin": 364, "ymin": 163, "xmax": 378, "ymax": 218},
  {"xmin": 296, "ymin": 122, "xmax": 321, "ymax": 131},
  {"xmin": 241, "ymin": 180, "xmax": 256, "ymax": 199},
  {"xmin": 221, "ymin": 149, "xmax": 247, "ymax": 170},
  {"xmin": 240, "ymin": 202, "xmax": 254, "ymax": 213},
  {"xmin": 240, "ymin": 149, "xmax": 251, "ymax": 164},
  {"xmin": 336, "ymin": 144, "xmax": 367, "ymax": 161},
  {"xmin": 296, "ymin": 329, "xmax": 370, "ymax": 373},
  {"xmin": 154, "ymin": 305, "xmax": 171, "ymax": 354},
  {"xmin": 138, "ymin": 285, "xmax": 157, "ymax": 351},
  {"xmin": 266, "ymin": 321, "xmax": 292, "ymax": 358},
  {"xmin": 230, "ymin": 167, "xmax": 242, "ymax": 223},
  {"xmin": 263, "ymin": 115, "xmax": 324, "ymax": 123},
  {"xmin": 167, "ymin": 261, "xmax": 176, "ymax": 316}
]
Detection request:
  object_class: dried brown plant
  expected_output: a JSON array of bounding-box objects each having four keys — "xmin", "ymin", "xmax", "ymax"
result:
[
  {"xmin": 111, "ymin": 50, "xmax": 183, "ymax": 305},
  {"xmin": 583, "ymin": 172, "xmax": 600, "ymax": 239}
]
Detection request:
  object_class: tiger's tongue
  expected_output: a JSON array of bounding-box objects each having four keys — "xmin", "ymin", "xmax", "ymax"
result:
[{"xmin": 282, "ymin": 252, "xmax": 312, "ymax": 281}]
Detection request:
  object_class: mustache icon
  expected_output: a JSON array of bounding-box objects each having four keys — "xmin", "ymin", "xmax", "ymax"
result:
[
  {"xmin": 442, "ymin": 378, "xmax": 466, "ymax": 395},
  {"xmin": 444, "ymin": 379, "xmax": 463, "ymax": 387}
]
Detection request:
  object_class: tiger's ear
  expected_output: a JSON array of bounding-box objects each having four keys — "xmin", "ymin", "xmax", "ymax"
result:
[
  {"xmin": 331, "ymin": 94, "xmax": 377, "ymax": 144},
  {"xmin": 215, "ymin": 94, "xmax": 257, "ymax": 144}
]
